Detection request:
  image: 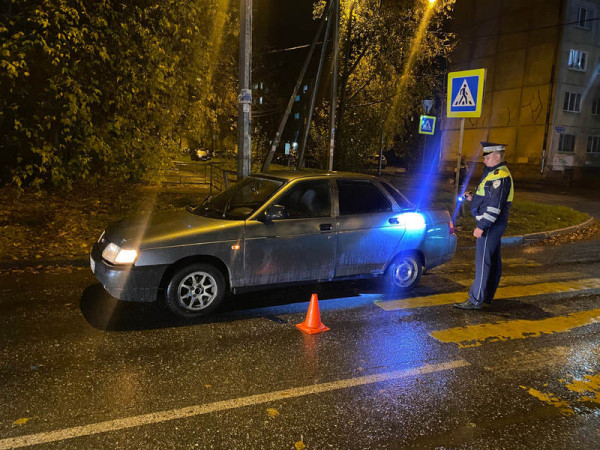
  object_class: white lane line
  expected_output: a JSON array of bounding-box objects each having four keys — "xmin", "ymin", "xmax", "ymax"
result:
[{"xmin": 0, "ymin": 359, "xmax": 469, "ymax": 449}]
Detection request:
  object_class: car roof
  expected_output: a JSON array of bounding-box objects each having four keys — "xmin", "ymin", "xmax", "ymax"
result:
[{"xmin": 255, "ymin": 170, "xmax": 380, "ymax": 182}]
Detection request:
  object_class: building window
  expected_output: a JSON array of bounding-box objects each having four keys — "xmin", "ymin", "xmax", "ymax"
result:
[
  {"xmin": 295, "ymin": 95, "xmax": 300, "ymax": 102},
  {"xmin": 575, "ymin": 7, "xmax": 592, "ymax": 29},
  {"xmin": 563, "ymin": 92, "xmax": 581, "ymax": 112},
  {"xmin": 567, "ymin": 49, "xmax": 587, "ymax": 71},
  {"xmin": 558, "ymin": 134, "xmax": 575, "ymax": 152},
  {"xmin": 294, "ymin": 113, "xmax": 300, "ymax": 120},
  {"xmin": 588, "ymin": 135, "xmax": 600, "ymax": 153},
  {"xmin": 592, "ymin": 97, "xmax": 600, "ymax": 115}
]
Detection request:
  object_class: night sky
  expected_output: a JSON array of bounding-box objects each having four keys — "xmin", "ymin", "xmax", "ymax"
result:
[
  {"xmin": 254, "ymin": 0, "xmax": 317, "ymax": 49},
  {"xmin": 254, "ymin": 0, "xmax": 321, "ymax": 91}
]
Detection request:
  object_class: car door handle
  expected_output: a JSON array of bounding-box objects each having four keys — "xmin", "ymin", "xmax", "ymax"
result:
[
  {"xmin": 320, "ymin": 223, "xmax": 333, "ymax": 232},
  {"xmin": 388, "ymin": 217, "xmax": 399, "ymax": 224}
]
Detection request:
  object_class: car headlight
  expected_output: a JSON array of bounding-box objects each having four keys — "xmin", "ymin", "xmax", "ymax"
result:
[{"xmin": 102, "ymin": 243, "xmax": 138, "ymax": 265}]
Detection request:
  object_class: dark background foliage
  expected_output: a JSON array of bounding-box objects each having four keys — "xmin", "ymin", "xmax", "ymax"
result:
[{"xmin": 0, "ymin": 0, "xmax": 238, "ymax": 188}]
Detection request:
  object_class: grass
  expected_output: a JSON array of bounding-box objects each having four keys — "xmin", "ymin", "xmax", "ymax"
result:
[
  {"xmin": 0, "ymin": 174, "xmax": 591, "ymax": 265},
  {"xmin": 428, "ymin": 190, "xmax": 590, "ymax": 245},
  {"xmin": 0, "ymin": 183, "xmax": 211, "ymax": 263}
]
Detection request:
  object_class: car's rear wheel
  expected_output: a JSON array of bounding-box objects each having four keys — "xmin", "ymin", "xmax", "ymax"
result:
[
  {"xmin": 165, "ymin": 263, "xmax": 225, "ymax": 318},
  {"xmin": 387, "ymin": 253, "xmax": 422, "ymax": 291}
]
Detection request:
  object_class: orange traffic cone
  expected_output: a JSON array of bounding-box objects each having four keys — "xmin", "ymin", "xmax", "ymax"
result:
[{"xmin": 296, "ymin": 293, "xmax": 330, "ymax": 334}]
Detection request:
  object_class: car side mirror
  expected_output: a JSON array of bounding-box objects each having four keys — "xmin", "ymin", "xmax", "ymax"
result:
[{"xmin": 263, "ymin": 204, "xmax": 289, "ymax": 221}]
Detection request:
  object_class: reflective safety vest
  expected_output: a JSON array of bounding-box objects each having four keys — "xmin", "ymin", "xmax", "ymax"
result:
[{"xmin": 475, "ymin": 165, "xmax": 514, "ymax": 202}]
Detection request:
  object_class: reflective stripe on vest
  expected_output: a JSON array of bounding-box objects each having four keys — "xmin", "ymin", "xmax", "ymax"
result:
[{"xmin": 475, "ymin": 166, "xmax": 514, "ymax": 202}]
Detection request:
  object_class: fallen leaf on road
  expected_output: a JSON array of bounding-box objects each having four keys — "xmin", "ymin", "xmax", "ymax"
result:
[
  {"xmin": 13, "ymin": 418, "xmax": 29, "ymax": 426},
  {"xmin": 266, "ymin": 408, "xmax": 279, "ymax": 418}
]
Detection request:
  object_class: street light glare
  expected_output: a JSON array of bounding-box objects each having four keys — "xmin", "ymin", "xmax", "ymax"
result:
[{"xmin": 428, "ymin": 0, "xmax": 437, "ymax": 5}]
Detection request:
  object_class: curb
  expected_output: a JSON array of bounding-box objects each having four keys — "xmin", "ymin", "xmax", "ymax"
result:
[
  {"xmin": 500, "ymin": 216, "xmax": 596, "ymax": 247},
  {"xmin": 0, "ymin": 218, "xmax": 595, "ymax": 272}
]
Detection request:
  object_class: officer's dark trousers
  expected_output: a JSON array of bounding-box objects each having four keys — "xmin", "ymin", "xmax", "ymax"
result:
[{"xmin": 468, "ymin": 222, "xmax": 507, "ymax": 305}]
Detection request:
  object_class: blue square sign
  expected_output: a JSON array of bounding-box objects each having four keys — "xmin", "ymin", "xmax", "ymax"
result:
[
  {"xmin": 419, "ymin": 115, "xmax": 436, "ymax": 135},
  {"xmin": 447, "ymin": 69, "xmax": 486, "ymax": 118}
]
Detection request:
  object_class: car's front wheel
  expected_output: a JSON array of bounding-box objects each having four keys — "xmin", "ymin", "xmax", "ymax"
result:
[
  {"xmin": 165, "ymin": 263, "xmax": 225, "ymax": 318},
  {"xmin": 386, "ymin": 253, "xmax": 423, "ymax": 291}
]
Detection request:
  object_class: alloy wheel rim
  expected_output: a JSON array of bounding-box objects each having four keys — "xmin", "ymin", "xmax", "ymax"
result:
[
  {"xmin": 394, "ymin": 259, "xmax": 417, "ymax": 287},
  {"xmin": 177, "ymin": 271, "xmax": 217, "ymax": 311}
]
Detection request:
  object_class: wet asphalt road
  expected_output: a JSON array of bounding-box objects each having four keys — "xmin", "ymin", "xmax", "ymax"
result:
[{"xmin": 1, "ymin": 231, "xmax": 599, "ymax": 449}]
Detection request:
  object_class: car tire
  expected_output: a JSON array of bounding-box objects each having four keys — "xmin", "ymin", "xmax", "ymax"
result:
[
  {"xmin": 165, "ymin": 263, "xmax": 225, "ymax": 318},
  {"xmin": 386, "ymin": 253, "xmax": 423, "ymax": 291}
]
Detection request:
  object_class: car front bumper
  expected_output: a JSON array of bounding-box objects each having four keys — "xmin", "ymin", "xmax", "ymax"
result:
[{"xmin": 90, "ymin": 243, "xmax": 168, "ymax": 303}]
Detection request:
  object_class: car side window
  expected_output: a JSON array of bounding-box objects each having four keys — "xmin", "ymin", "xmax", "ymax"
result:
[
  {"xmin": 337, "ymin": 180, "xmax": 392, "ymax": 215},
  {"xmin": 380, "ymin": 180, "xmax": 413, "ymax": 209},
  {"xmin": 276, "ymin": 180, "xmax": 331, "ymax": 219}
]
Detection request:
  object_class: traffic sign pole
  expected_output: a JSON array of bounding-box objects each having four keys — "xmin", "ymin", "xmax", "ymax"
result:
[
  {"xmin": 447, "ymin": 68, "xmax": 485, "ymax": 215},
  {"xmin": 452, "ymin": 118, "xmax": 465, "ymax": 215}
]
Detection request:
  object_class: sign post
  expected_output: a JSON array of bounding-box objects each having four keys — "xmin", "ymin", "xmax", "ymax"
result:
[
  {"xmin": 447, "ymin": 68, "xmax": 486, "ymax": 215},
  {"xmin": 419, "ymin": 115, "xmax": 436, "ymax": 168},
  {"xmin": 422, "ymin": 99, "xmax": 433, "ymax": 114}
]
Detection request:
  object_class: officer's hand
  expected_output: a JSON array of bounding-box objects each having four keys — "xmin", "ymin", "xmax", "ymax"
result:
[
  {"xmin": 463, "ymin": 192, "xmax": 473, "ymax": 201},
  {"xmin": 473, "ymin": 227, "xmax": 483, "ymax": 238}
]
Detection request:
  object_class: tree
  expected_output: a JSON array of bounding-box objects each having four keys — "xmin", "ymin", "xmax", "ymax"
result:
[
  {"xmin": 0, "ymin": 0, "xmax": 238, "ymax": 189},
  {"xmin": 308, "ymin": 0, "xmax": 456, "ymax": 171}
]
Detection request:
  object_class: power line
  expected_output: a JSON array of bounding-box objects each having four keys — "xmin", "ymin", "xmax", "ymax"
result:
[
  {"xmin": 262, "ymin": 16, "xmax": 600, "ymax": 55},
  {"xmin": 459, "ymin": 16, "xmax": 600, "ymax": 42}
]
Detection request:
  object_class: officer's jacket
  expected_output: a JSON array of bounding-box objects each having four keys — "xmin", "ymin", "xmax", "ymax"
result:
[{"xmin": 470, "ymin": 162, "xmax": 514, "ymax": 231}]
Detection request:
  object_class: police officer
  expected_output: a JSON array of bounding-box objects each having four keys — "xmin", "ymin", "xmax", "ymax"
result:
[{"xmin": 454, "ymin": 142, "xmax": 514, "ymax": 310}]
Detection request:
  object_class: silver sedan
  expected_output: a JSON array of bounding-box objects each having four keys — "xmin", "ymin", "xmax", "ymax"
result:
[{"xmin": 90, "ymin": 171, "xmax": 456, "ymax": 318}]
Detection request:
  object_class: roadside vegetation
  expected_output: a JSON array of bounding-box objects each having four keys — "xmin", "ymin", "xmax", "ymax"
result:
[
  {"xmin": 1, "ymin": 0, "xmax": 457, "ymax": 190},
  {"xmin": 1, "ymin": 0, "xmax": 238, "ymax": 189},
  {"xmin": 0, "ymin": 175, "xmax": 593, "ymax": 268},
  {"xmin": 429, "ymin": 190, "xmax": 591, "ymax": 242},
  {"xmin": 0, "ymin": 182, "xmax": 211, "ymax": 266}
]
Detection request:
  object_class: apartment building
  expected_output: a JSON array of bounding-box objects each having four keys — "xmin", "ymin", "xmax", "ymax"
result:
[{"xmin": 440, "ymin": 0, "xmax": 600, "ymax": 182}]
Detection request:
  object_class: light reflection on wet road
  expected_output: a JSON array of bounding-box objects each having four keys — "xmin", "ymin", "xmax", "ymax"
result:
[{"xmin": 0, "ymin": 236, "xmax": 599, "ymax": 448}]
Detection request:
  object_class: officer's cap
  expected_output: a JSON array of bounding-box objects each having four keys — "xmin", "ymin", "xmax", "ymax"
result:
[{"xmin": 481, "ymin": 141, "xmax": 507, "ymax": 155}]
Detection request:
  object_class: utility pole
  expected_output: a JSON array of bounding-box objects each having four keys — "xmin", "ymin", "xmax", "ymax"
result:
[
  {"xmin": 297, "ymin": 2, "xmax": 334, "ymax": 170},
  {"xmin": 328, "ymin": 0, "xmax": 340, "ymax": 172},
  {"xmin": 237, "ymin": 0, "xmax": 252, "ymax": 179},
  {"xmin": 261, "ymin": 1, "xmax": 331, "ymax": 173}
]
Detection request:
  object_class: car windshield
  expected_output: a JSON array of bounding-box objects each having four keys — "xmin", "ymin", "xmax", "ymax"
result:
[{"xmin": 188, "ymin": 176, "xmax": 285, "ymax": 220}]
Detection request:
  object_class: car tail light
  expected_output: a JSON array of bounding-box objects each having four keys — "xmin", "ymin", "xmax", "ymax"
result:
[{"xmin": 449, "ymin": 220, "xmax": 455, "ymax": 235}]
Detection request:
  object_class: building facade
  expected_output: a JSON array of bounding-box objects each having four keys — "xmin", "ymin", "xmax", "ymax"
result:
[{"xmin": 441, "ymin": 0, "xmax": 600, "ymax": 182}]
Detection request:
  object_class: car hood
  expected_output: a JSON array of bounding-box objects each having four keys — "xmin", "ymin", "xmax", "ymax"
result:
[{"xmin": 105, "ymin": 209, "xmax": 244, "ymax": 249}]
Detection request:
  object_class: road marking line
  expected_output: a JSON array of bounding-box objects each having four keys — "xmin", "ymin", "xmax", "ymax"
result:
[
  {"xmin": 520, "ymin": 372, "xmax": 600, "ymax": 415},
  {"xmin": 483, "ymin": 344, "xmax": 600, "ymax": 375},
  {"xmin": 566, "ymin": 373, "xmax": 600, "ymax": 404},
  {"xmin": 439, "ymin": 257, "xmax": 542, "ymax": 271},
  {"xmin": 375, "ymin": 278, "xmax": 600, "ymax": 310},
  {"xmin": 520, "ymin": 387, "xmax": 574, "ymax": 415},
  {"xmin": 455, "ymin": 271, "xmax": 584, "ymax": 288},
  {"xmin": 0, "ymin": 359, "xmax": 469, "ymax": 449},
  {"xmin": 430, "ymin": 308, "xmax": 600, "ymax": 348}
]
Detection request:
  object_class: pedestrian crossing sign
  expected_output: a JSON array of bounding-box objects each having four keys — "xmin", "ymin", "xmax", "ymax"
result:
[
  {"xmin": 419, "ymin": 115, "xmax": 436, "ymax": 135},
  {"xmin": 447, "ymin": 69, "xmax": 486, "ymax": 118}
]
